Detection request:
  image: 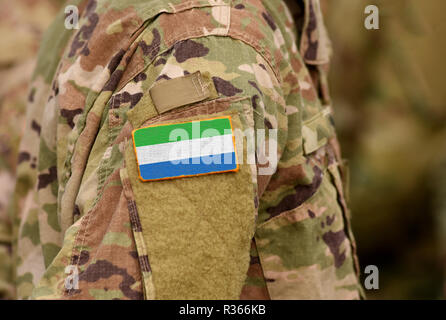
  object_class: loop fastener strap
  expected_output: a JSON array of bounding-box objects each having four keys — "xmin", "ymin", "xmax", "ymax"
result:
[{"xmin": 149, "ymin": 71, "xmax": 212, "ymax": 114}]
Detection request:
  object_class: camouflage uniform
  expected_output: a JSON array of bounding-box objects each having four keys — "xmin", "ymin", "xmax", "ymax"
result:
[
  {"xmin": 0, "ymin": 0, "xmax": 62, "ymax": 299},
  {"xmin": 9, "ymin": 0, "xmax": 363, "ymax": 299}
]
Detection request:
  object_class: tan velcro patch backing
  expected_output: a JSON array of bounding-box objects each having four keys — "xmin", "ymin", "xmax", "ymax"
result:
[{"xmin": 149, "ymin": 71, "xmax": 211, "ymax": 114}]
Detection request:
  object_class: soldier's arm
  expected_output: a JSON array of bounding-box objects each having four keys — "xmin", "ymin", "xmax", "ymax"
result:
[
  {"xmin": 26, "ymin": 0, "xmax": 362, "ymax": 300},
  {"xmin": 31, "ymin": 3, "xmax": 288, "ymax": 299},
  {"xmin": 119, "ymin": 33, "xmax": 288, "ymax": 299}
]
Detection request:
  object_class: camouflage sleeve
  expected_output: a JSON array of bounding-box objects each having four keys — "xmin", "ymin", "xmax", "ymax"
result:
[
  {"xmin": 10, "ymin": 0, "xmax": 83, "ymax": 299},
  {"xmin": 0, "ymin": 0, "xmax": 63, "ymax": 299},
  {"xmin": 33, "ymin": 22, "xmax": 288, "ymax": 300},
  {"xmin": 102, "ymin": 0, "xmax": 362, "ymax": 299},
  {"xmin": 16, "ymin": 0, "xmax": 362, "ymax": 300},
  {"xmin": 120, "ymin": 33, "xmax": 288, "ymax": 300}
]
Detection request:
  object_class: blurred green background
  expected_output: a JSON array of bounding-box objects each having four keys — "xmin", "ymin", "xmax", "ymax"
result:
[
  {"xmin": 323, "ymin": 0, "xmax": 446, "ymax": 299},
  {"xmin": 0, "ymin": 0, "xmax": 445, "ymax": 299}
]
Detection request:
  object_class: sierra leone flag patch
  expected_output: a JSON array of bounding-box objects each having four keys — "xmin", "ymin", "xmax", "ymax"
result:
[{"xmin": 132, "ymin": 116, "xmax": 239, "ymax": 181}]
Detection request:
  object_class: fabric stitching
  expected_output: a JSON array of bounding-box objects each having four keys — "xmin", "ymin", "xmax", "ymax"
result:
[{"xmin": 117, "ymin": 6, "xmax": 281, "ymax": 94}]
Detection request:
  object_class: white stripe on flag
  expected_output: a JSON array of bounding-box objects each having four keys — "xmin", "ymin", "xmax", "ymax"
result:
[{"xmin": 135, "ymin": 134, "xmax": 234, "ymax": 165}]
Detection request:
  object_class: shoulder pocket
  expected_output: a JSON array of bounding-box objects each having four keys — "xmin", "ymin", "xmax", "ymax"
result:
[{"xmin": 122, "ymin": 93, "xmax": 258, "ymax": 299}]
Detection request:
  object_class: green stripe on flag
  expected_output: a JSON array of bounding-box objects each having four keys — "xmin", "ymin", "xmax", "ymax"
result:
[{"xmin": 133, "ymin": 117, "xmax": 232, "ymax": 147}]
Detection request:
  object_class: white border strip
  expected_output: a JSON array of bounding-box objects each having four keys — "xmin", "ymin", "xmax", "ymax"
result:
[{"xmin": 136, "ymin": 134, "xmax": 234, "ymax": 165}]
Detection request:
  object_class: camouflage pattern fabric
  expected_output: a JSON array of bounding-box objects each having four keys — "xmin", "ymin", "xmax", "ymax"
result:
[
  {"xmin": 8, "ymin": 0, "xmax": 363, "ymax": 299},
  {"xmin": 0, "ymin": 0, "xmax": 63, "ymax": 299}
]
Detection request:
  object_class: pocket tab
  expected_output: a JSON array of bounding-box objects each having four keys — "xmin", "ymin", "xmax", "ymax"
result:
[{"xmin": 150, "ymin": 71, "xmax": 212, "ymax": 114}]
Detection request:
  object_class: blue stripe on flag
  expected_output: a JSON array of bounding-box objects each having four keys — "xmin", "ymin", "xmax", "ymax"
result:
[{"xmin": 138, "ymin": 152, "xmax": 237, "ymax": 180}]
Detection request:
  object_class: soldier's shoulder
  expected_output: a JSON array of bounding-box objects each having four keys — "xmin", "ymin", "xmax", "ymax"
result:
[{"xmin": 131, "ymin": 0, "xmax": 290, "ymax": 80}]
